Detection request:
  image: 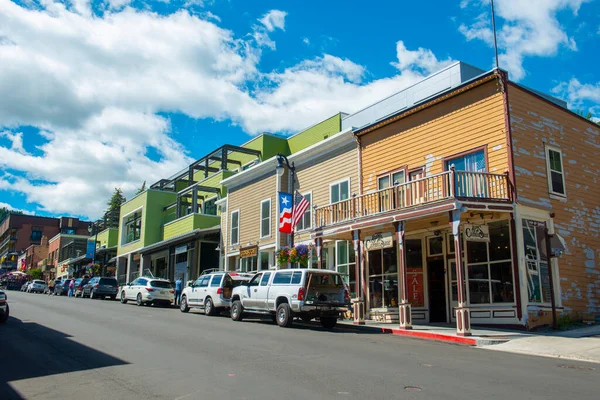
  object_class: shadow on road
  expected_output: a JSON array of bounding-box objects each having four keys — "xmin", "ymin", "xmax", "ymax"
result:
[{"xmin": 0, "ymin": 316, "xmax": 129, "ymax": 400}]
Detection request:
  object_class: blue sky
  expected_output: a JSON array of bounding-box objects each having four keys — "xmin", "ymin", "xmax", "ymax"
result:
[{"xmin": 0, "ymin": 0, "xmax": 599, "ymax": 219}]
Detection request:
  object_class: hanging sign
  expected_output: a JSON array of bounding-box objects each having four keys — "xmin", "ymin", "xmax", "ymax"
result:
[
  {"xmin": 240, "ymin": 245, "xmax": 258, "ymax": 259},
  {"xmin": 365, "ymin": 232, "xmax": 393, "ymax": 251},
  {"xmin": 463, "ymin": 224, "xmax": 490, "ymax": 242}
]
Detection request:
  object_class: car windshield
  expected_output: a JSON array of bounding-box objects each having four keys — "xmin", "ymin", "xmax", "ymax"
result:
[
  {"xmin": 309, "ymin": 273, "xmax": 344, "ymax": 288},
  {"xmin": 34, "ymin": 280, "xmax": 45, "ymax": 284},
  {"xmin": 150, "ymin": 280, "xmax": 172, "ymax": 288}
]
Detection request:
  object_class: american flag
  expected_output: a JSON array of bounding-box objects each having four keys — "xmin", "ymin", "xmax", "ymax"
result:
[
  {"xmin": 278, "ymin": 192, "xmax": 293, "ymax": 234},
  {"xmin": 291, "ymin": 191, "xmax": 310, "ymax": 229}
]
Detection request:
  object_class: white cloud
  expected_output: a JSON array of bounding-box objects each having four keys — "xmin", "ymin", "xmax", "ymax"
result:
[
  {"xmin": 0, "ymin": 2, "xmax": 452, "ymax": 219},
  {"xmin": 459, "ymin": 0, "xmax": 589, "ymax": 80},
  {"xmin": 259, "ymin": 9, "xmax": 287, "ymax": 32},
  {"xmin": 302, "ymin": 37, "xmax": 310, "ymax": 45},
  {"xmin": 552, "ymin": 78, "xmax": 600, "ymax": 118},
  {"xmin": 0, "ymin": 131, "xmax": 25, "ymax": 154},
  {"xmin": 106, "ymin": 0, "xmax": 132, "ymax": 10}
]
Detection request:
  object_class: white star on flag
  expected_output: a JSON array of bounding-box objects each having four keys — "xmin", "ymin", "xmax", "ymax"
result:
[{"xmin": 281, "ymin": 196, "xmax": 289, "ymax": 206}]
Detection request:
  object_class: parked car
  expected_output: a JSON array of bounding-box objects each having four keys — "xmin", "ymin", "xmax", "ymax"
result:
[
  {"xmin": 83, "ymin": 277, "xmax": 118, "ymax": 300},
  {"xmin": 0, "ymin": 289, "xmax": 9, "ymax": 323},
  {"xmin": 179, "ymin": 272, "xmax": 253, "ymax": 315},
  {"xmin": 230, "ymin": 269, "xmax": 350, "ymax": 329},
  {"xmin": 27, "ymin": 280, "xmax": 47, "ymax": 294},
  {"xmin": 73, "ymin": 277, "xmax": 90, "ymax": 297},
  {"xmin": 54, "ymin": 278, "xmax": 72, "ymax": 296},
  {"xmin": 120, "ymin": 277, "xmax": 174, "ymax": 307},
  {"xmin": 20, "ymin": 282, "xmax": 30, "ymax": 292}
]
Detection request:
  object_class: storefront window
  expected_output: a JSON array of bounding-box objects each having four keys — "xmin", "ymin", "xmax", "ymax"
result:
[
  {"xmin": 522, "ymin": 219, "xmax": 551, "ymax": 303},
  {"xmin": 336, "ymin": 241, "xmax": 355, "ymax": 297},
  {"xmin": 240, "ymin": 256, "xmax": 256, "ymax": 272},
  {"xmin": 368, "ymin": 246, "xmax": 398, "ymax": 309},
  {"xmin": 466, "ymin": 220, "xmax": 514, "ymax": 304},
  {"xmin": 405, "ymin": 239, "xmax": 424, "ymax": 307},
  {"xmin": 259, "ymin": 251, "xmax": 271, "ymax": 270}
]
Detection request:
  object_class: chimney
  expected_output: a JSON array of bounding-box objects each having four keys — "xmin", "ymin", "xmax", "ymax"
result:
[{"xmin": 41, "ymin": 235, "xmax": 49, "ymax": 247}]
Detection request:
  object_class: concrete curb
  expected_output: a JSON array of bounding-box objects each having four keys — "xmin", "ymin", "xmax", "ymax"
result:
[{"xmin": 337, "ymin": 322, "xmax": 510, "ymax": 347}]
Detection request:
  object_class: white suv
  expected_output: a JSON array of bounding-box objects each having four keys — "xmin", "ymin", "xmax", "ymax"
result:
[
  {"xmin": 119, "ymin": 277, "xmax": 174, "ymax": 307},
  {"xmin": 27, "ymin": 280, "xmax": 47, "ymax": 294},
  {"xmin": 180, "ymin": 272, "xmax": 253, "ymax": 316}
]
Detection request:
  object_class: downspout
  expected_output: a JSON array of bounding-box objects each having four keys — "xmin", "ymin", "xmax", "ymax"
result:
[
  {"xmin": 545, "ymin": 226, "xmax": 558, "ymax": 330},
  {"xmin": 499, "ymin": 69, "xmax": 522, "ymax": 320}
]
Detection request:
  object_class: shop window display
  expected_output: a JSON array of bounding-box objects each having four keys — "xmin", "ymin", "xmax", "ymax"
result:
[{"xmin": 368, "ymin": 247, "xmax": 398, "ymax": 309}]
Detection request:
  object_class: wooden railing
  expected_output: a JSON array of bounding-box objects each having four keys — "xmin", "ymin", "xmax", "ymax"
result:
[{"xmin": 314, "ymin": 170, "xmax": 510, "ymax": 228}]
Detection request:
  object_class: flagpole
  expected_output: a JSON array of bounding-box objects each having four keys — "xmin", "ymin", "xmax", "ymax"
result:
[{"xmin": 490, "ymin": 0, "xmax": 500, "ymax": 69}]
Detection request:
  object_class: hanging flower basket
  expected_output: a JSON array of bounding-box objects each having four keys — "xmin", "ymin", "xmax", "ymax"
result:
[{"xmin": 277, "ymin": 244, "xmax": 313, "ymax": 267}]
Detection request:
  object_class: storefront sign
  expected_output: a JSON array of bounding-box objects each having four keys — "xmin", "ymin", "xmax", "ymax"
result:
[
  {"xmin": 365, "ymin": 232, "xmax": 393, "ymax": 251},
  {"xmin": 240, "ymin": 245, "xmax": 258, "ymax": 259},
  {"xmin": 175, "ymin": 245, "xmax": 188, "ymax": 255},
  {"xmin": 463, "ymin": 224, "xmax": 490, "ymax": 242},
  {"xmin": 407, "ymin": 272, "xmax": 424, "ymax": 307}
]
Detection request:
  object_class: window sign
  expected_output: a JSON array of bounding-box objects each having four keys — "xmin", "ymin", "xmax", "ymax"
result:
[
  {"xmin": 365, "ymin": 232, "xmax": 393, "ymax": 251},
  {"xmin": 463, "ymin": 224, "xmax": 490, "ymax": 242}
]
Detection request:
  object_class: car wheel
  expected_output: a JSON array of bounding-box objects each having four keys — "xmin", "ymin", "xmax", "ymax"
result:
[
  {"xmin": 276, "ymin": 303, "xmax": 293, "ymax": 328},
  {"xmin": 204, "ymin": 297, "xmax": 216, "ymax": 316},
  {"xmin": 120, "ymin": 291, "xmax": 128, "ymax": 304},
  {"xmin": 320, "ymin": 317, "xmax": 337, "ymax": 330},
  {"xmin": 180, "ymin": 295, "xmax": 190, "ymax": 313},
  {"xmin": 90, "ymin": 290, "xmax": 95, "ymax": 299},
  {"xmin": 0, "ymin": 306, "xmax": 8, "ymax": 324},
  {"xmin": 136, "ymin": 293, "xmax": 143, "ymax": 306},
  {"xmin": 230, "ymin": 300, "xmax": 244, "ymax": 321}
]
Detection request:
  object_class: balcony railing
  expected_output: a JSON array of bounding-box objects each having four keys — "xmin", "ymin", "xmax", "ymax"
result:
[{"xmin": 314, "ymin": 170, "xmax": 511, "ymax": 228}]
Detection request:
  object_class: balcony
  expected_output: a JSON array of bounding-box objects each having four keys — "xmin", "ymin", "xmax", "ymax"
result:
[
  {"xmin": 314, "ymin": 170, "xmax": 511, "ymax": 228},
  {"xmin": 163, "ymin": 213, "xmax": 221, "ymax": 241}
]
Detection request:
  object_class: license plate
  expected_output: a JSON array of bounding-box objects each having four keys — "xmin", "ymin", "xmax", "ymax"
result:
[{"xmin": 161, "ymin": 290, "xmax": 167, "ymax": 295}]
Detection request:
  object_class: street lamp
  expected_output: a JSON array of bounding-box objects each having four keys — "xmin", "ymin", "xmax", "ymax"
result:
[{"xmin": 275, "ymin": 153, "xmax": 296, "ymax": 247}]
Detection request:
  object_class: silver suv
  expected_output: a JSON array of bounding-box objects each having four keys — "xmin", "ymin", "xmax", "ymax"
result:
[{"xmin": 179, "ymin": 272, "xmax": 253, "ymax": 316}]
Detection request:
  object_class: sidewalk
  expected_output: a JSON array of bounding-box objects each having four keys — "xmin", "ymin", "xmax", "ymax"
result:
[
  {"xmin": 338, "ymin": 320, "xmax": 600, "ymax": 364},
  {"xmin": 479, "ymin": 324, "xmax": 600, "ymax": 364},
  {"xmin": 338, "ymin": 320, "xmax": 530, "ymax": 346}
]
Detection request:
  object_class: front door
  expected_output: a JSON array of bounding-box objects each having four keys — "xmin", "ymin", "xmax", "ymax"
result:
[{"xmin": 427, "ymin": 259, "xmax": 447, "ymax": 323}]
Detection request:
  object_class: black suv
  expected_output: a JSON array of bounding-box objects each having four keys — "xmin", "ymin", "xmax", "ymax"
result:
[{"xmin": 83, "ymin": 277, "xmax": 119, "ymax": 300}]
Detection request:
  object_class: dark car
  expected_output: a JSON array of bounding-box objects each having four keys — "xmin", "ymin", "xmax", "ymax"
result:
[
  {"xmin": 0, "ymin": 289, "xmax": 9, "ymax": 323},
  {"xmin": 54, "ymin": 279, "xmax": 72, "ymax": 296},
  {"xmin": 74, "ymin": 278, "xmax": 89, "ymax": 298},
  {"xmin": 83, "ymin": 277, "xmax": 119, "ymax": 300}
]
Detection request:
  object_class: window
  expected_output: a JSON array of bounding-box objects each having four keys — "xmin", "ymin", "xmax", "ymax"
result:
[
  {"xmin": 445, "ymin": 150, "xmax": 486, "ymax": 172},
  {"xmin": 150, "ymin": 280, "xmax": 172, "ymax": 288},
  {"xmin": 248, "ymin": 273, "xmax": 261, "ymax": 286},
  {"xmin": 259, "ymin": 251, "xmax": 272, "ymax": 270},
  {"xmin": 260, "ymin": 199, "xmax": 271, "ymax": 238},
  {"xmin": 405, "ymin": 239, "xmax": 424, "ymax": 307},
  {"xmin": 295, "ymin": 193, "xmax": 312, "ymax": 231},
  {"xmin": 210, "ymin": 275, "xmax": 223, "ymax": 287},
  {"xmin": 123, "ymin": 211, "xmax": 142, "ymax": 244},
  {"xmin": 291, "ymin": 271, "xmax": 302, "ymax": 284},
  {"xmin": 273, "ymin": 271, "xmax": 293, "ymax": 285},
  {"xmin": 198, "ymin": 276, "xmax": 210, "ymax": 287},
  {"xmin": 377, "ymin": 170, "xmax": 406, "ymax": 190},
  {"xmin": 546, "ymin": 147, "xmax": 566, "ymax": 196},
  {"xmin": 240, "ymin": 256, "xmax": 256, "ymax": 272},
  {"xmin": 230, "ymin": 211, "xmax": 239, "ymax": 245},
  {"xmin": 203, "ymin": 198, "xmax": 217, "ymax": 216},
  {"xmin": 465, "ymin": 220, "xmax": 514, "ymax": 304},
  {"xmin": 335, "ymin": 241, "xmax": 356, "ymax": 296},
  {"xmin": 330, "ymin": 179, "xmax": 350, "ymax": 203},
  {"xmin": 368, "ymin": 246, "xmax": 398, "ymax": 309},
  {"xmin": 260, "ymin": 272, "xmax": 271, "ymax": 286},
  {"xmin": 30, "ymin": 226, "xmax": 43, "ymax": 242},
  {"xmin": 522, "ymin": 219, "xmax": 552, "ymax": 303}
]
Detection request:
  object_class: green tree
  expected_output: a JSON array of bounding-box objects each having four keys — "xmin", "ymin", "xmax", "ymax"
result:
[
  {"xmin": 29, "ymin": 268, "xmax": 43, "ymax": 280},
  {"xmin": 0, "ymin": 207, "xmax": 24, "ymax": 225},
  {"xmin": 135, "ymin": 181, "xmax": 146, "ymax": 195},
  {"xmin": 106, "ymin": 188, "xmax": 126, "ymax": 213}
]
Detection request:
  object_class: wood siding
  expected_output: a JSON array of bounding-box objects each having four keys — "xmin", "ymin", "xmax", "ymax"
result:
[
  {"xmin": 360, "ymin": 81, "xmax": 509, "ymax": 193},
  {"xmin": 509, "ymin": 84, "xmax": 600, "ymax": 316},
  {"xmin": 294, "ymin": 143, "xmax": 359, "ymax": 243},
  {"xmin": 226, "ymin": 172, "xmax": 278, "ymax": 251}
]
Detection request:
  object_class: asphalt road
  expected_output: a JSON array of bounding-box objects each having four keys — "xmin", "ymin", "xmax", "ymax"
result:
[{"xmin": 1, "ymin": 292, "xmax": 597, "ymax": 400}]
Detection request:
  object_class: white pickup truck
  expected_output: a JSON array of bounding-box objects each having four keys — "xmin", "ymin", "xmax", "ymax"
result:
[{"xmin": 230, "ymin": 269, "xmax": 350, "ymax": 329}]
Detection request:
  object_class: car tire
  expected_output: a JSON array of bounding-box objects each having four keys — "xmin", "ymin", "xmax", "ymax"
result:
[
  {"xmin": 231, "ymin": 300, "xmax": 244, "ymax": 321},
  {"xmin": 276, "ymin": 303, "xmax": 293, "ymax": 328},
  {"xmin": 180, "ymin": 295, "xmax": 190, "ymax": 313},
  {"xmin": 120, "ymin": 291, "xmax": 128, "ymax": 304},
  {"xmin": 320, "ymin": 317, "xmax": 337, "ymax": 330},
  {"xmin": 204, "ymin": 297, "xmax": 216, "ymax": 316},
  {"xmin": 136, "ymin": 293, "xmax": 143, "ymax": 306},
  {"xmin": 110, "ymin": 295, "xmax": 116, "ymax": 301}
]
